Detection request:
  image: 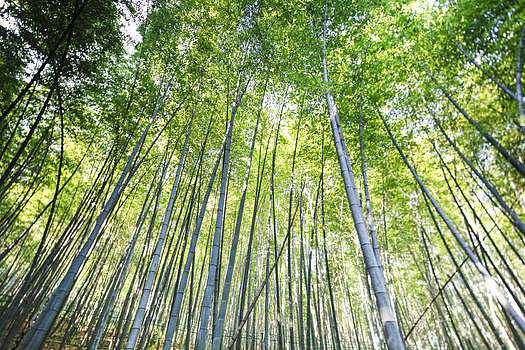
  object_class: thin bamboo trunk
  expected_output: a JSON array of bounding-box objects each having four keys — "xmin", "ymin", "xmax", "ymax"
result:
[{"xmin": 212, "ymin": 82, "xmax": 264, "ymax": 349}]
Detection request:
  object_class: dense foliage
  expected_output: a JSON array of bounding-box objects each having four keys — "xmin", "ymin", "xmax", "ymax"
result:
[{"xmin": 0, "ymin": 0, "xmax": 523, "ymax": 349}]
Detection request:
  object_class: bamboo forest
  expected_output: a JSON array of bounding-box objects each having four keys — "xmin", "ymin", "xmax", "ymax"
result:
[{"xmin": 1, "ymin": 0, "xmax": 524, "ymax": 348}]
